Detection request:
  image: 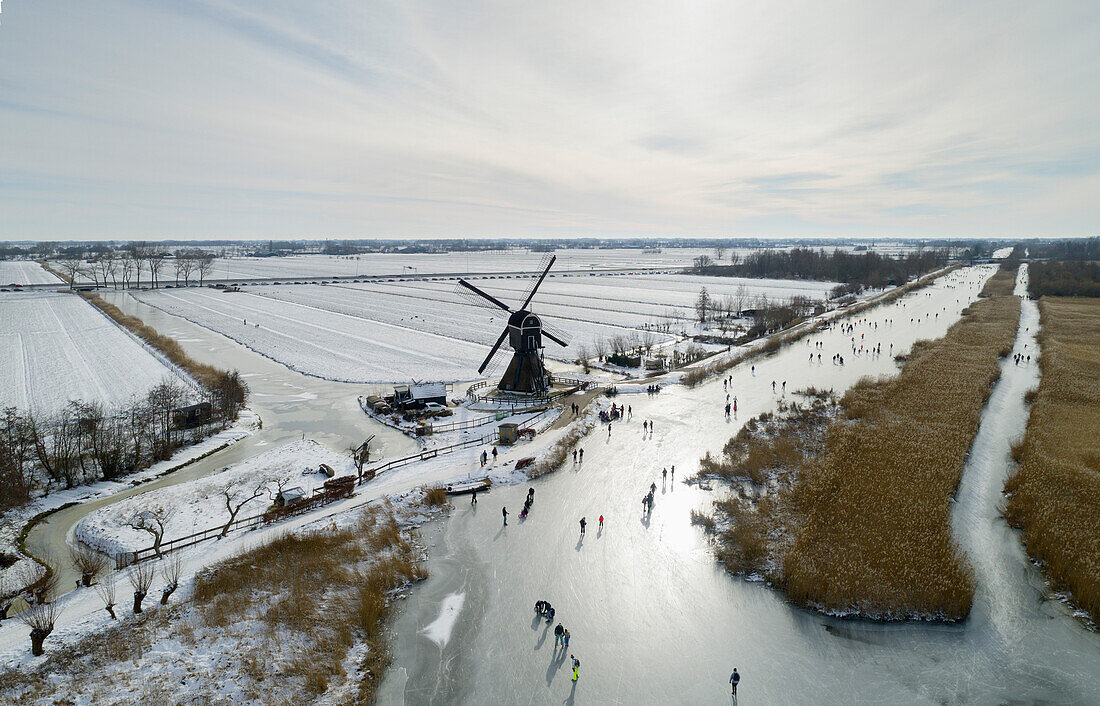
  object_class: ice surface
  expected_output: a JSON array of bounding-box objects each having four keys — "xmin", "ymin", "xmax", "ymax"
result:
[
  {"xmin": 378, "ymin": 265, "xmax": 1100, "ymax": 705},
  {"xmin": 421, "ymin": 593, "xmax": 466, "ymax": 648}
]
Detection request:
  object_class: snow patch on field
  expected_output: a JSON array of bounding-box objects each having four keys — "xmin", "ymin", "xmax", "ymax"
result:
[
  {"xmin": 75, "ymin": 439, "xmax": 351, "ymax": 557},
  {"xmin": 0, "ymin": 261, "xmax": 61, "ymax": 285},
  {"xmin": 0, "ymin": 291, "xmax": 191, "ymax": 414}
]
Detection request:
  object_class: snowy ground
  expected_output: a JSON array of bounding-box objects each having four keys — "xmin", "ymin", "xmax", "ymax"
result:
[
  {"xmin": 75, "ymin": 440, "xmax": 354, "ymax": 557},
  {"xmin": 0, "ymin": 291, "xmax": 195, "ymax": 414},
  {"xmin": 0, "ymin": 397, "xmax": 592, "ymax": 667},
  {"xmin": 130, "ymin": 272, "xmax": 834, "ymax": 384},
  {"xmin": 0, "ymin": 261, "xmax": 60, "ymax": 286}
]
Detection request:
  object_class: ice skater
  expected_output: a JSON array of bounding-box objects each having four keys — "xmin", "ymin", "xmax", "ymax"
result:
[
  {"xmin": 579, "ymin": 517, "xmax": 586, "ymax": 535},
  {"xmin": 471, "ymin": 489, "xmax": 477, "ymax": 505},
  {"xmin": 598, "ymin": 515, "xmax": 604, "ymax": 530},
  {"xmin": 554, "ymin": 622, "xmax": 564, "ymax": 647},
  {"xmin": 571, "ymin": 654, "xmax": 580, "ymax": 681},
  {"xmin": 729, "ymin": 668, "xmax": 740, "ymax": 695},
  {"xmin": 502, "ymin": 506, "xmax": 508, "ymax": 525}
]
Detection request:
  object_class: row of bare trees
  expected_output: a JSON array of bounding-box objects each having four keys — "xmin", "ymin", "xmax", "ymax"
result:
[
  {"xmin": 0, "ymin": 377, "xmax": 248, "ymax": 512},
  {"xmin": 55, "ymin": 244, "xmax": 216, "ymax": 289},
  {"xmin": 0, "ymin": 549, "xmax": 185, "ymax": 655}
]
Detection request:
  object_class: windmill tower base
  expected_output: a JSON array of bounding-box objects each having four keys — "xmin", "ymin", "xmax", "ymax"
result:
[{"xmin": 498, "ymin": 352, "xmax": 550, "ymax": 394}]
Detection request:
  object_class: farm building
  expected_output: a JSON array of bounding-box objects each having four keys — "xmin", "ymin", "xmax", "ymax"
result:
[{"xmin": 392, "ymin": 382, "xmax": 447, "ymax": 410}]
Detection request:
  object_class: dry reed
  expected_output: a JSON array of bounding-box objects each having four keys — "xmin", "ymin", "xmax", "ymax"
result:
[
  {"xmin": 700, "ymin": 267, "xmax": 1019, "ymax": 620},
  {"xmin": 1004, "ymin": 296, "xmax": 1100, "ymax": 623},
  {"xmin": 778, "ymin": 269, "xmax": 1019, "ymax": 619}
]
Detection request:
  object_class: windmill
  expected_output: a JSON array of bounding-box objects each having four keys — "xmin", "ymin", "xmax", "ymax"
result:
[{"xmin": 457, "ymin": 255, "xmax": 570, "ymax": 394}]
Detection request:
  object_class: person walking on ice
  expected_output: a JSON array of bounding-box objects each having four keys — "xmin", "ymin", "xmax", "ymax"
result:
[
  {"xmin": 579, "ymin": 517, "xmax": 586, "ymax": 535},
  {"xmin": 598, "ymin": 515, "xmax": 604, "ymax": 530},
  {"xmin": 554, "ymin": 623, "xmax": 564, "ymax": 648},
  {"xmin": 471, "ymin": 489, "xmax": 477, "ymax": 505},
  {"xmin": 502, "ymin": 507, "xmax": 508, "ymax": 525},
  {"xmin": 729, "ymin": 667, "xmax": 740, "ymax": 695},
  {"xmin": 571, "ymin": 655, "xmax": 580, "ymax": 681}
]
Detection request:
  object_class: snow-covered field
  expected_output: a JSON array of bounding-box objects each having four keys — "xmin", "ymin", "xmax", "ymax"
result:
[
  {"xmin": 131, "ymin": 273, "xmax": 834, "ymax": 383},
  {"xmin": 0, "ymin": 292, "xmax": 193, "ymax": 415},
  {"xmin": 0, "ymin": 260, "xmax": 60, "ymax": 285},
  {"xmin": 76, "ymin": 440, "xmax": 354, "ymax": 557},
  {"xmin": 67, "ymin": 246, "xmax": 917, "ymax": 283}
]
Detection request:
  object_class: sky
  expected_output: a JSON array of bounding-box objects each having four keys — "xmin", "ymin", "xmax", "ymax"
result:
[{"xmin": 0, "ymin": 0, "xmax": 1098, "ymax": 241}]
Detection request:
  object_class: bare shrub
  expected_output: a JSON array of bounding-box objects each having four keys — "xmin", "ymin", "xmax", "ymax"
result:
[
  {"xmin": 159, "ymin": 554, "xmax": 183, "ymax": 605},
  {"xmin": 422, "ymin": 487, "xmax": 448, "ymax": 507},
  {"xmin": 70, "ymin": 546, "xmax": 110, "ymax": 587},
  {"xmin": 128, "ymin": 561, "xmax": 156, "ymax": 613},
  {"xmin": 19, "ymin": 600, "xmax": 62, "ymax": 656},
  {"xmin": 95, "ymin": 572, "xmax": 118, "ymax": 619}
]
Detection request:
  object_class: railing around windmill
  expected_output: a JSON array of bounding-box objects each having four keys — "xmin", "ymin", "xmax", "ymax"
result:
[{"xmin": 358, "ymin": 429, "xmax": 500, "ymax": 483}]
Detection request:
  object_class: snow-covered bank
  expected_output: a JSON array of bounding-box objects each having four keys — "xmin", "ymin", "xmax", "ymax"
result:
[
  {"xmin": 75, "ymin": 439, "xmax": 351, "ymax": 557},
  {"xmin": 0, "ymin": 411, "xmax": 257, "ymax": 591}
]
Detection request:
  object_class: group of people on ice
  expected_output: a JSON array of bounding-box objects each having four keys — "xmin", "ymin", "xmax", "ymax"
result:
[{"xmin": 533, "ymin": 601, "xmax": 582, "ymax": 681}]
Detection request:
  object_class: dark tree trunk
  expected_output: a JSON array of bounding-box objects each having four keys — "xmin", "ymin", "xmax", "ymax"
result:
[
  {"xmin": 160, "ymin": 586, "xmax": 176, "ymax": 605},
  {"xmin": 133, "ymin": 590, "xmax": 146, "ymax": 613},
  {"xmin": 105, "ymin": 604, "xmax": 116, "ymax": 619},
  {"xmin": 30, "ymin": 627, "xmax": 51, "ymax": 656}
]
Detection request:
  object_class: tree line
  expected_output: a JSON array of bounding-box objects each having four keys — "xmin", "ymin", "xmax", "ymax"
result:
[
  {"xmin": 1027, "ymin": 260, "xmax": 1100, "ymax": 298},
  {"xmin": 0, "ymin": 372, "xmax": 248, "ymax": 513},
  {"xmin": 690, "ymin": 247, "xmax": 950, "ymax": 295},
  {"xmin": 54, "ymin": 244, "xmax": 217, "ymax": 289}
]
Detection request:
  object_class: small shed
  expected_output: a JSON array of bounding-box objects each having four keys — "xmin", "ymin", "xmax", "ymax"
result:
[
  {"xmin": 172, "ymin": 402, "xmax": 213, "ymax": 429},
  {"xmin": 498, "ymin": 422, "xmax": 520, "ymax": 445},
  {"xmin": 278, "ymin": 486, "xmax": 307, "ymax": 507},
  {"xmin": 393, "ymin": 382, "xmax": 447, "ymax": 410}
]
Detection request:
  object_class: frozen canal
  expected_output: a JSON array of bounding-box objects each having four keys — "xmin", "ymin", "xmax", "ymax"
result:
[{"xmin": 379, "ymin": 265, "xmax": 1100, "ymax": 704}]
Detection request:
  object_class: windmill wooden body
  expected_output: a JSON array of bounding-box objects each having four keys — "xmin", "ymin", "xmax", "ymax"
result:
[{"xmin": 457, "ymin": 256, "xmax": 570, "ymax": 394}]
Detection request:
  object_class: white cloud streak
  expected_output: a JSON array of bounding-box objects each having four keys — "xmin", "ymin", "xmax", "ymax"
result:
[{"xmin": 0, "ymin": 0, "xmax": 1097, "ymax": 240}]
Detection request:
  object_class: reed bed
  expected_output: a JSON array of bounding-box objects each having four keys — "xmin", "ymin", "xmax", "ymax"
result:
[
  {"xmin": 1005, "ymin": 297, "xmax": 1100, "ymax": 623},
  {"xmin": 699, "ymin": 268, "xmax": 1019, "ymax": 620}
]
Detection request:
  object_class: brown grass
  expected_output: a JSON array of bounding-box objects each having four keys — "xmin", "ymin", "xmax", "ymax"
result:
[
  {"xmin": 0, "ymin": 506, "xmax": 426, "ymax": 704},
  {"xmin": 79, "ymin": 292, "xmax": 225, "ymax": 389},
  {"xmin": 777, "ymin": 269, "xmax": 1019, "ymax": 619},
  {"xmin": 700, "ymin": 267, "xmax": 1020, "ymax": 619},
  {"xmin": 423, "ymin": 486, "xmax": 449, "ymax": 507},
  {"xmin": 1004, "ymin": 296, "xmax": 1100, "ymax": 623}
]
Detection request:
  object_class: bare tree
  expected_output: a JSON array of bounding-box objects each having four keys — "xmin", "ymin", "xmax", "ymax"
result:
[
  {"xmin": 96, "ymin": 251, "xmax": 117, "ymax": 290},
  {"xmin": 216, "ymin": 480, "xmax": 267, "ymax": 537},
  {"xmin": 126, "ymin": 504, "xmax": 174, "ymax": 558},
  {"xmin": 575, "ymin": 344, "xmax": 591, "ymax": 374},
  {"xmin": 148, "ymin": 250, "xmax": 166, "ymax": 289},
  {"xmin": 158, "ymin": 554, "xmax": 183, "ymax": 605},
  {"xmin": 119, "ymin": 250, "xmax": 136, "ymax": 289},
  {"xmin": 197, "ymin": 254, "xmax": 216, "ymax": 285},
  {"xmin": 714, "ymin": 244, "xmax": 726, "ymax": 260},
  {"xmin": 734, "ymin": 284, "xmax": 748, "ymax": 317},
  {"xmin": 640, "ymin": 330, "xmax": 657, "ymax": 355},
  {"xmin": 57, "ymin": 257, "xmax": 83, "ymax": 286},
  {"xmin": 20, "ymin": 600, "xmax": 61, "ymax": 655},
  {"xmin": 69, "ymin": 545, "xmax": 110, "ymax": 587},
  {"xmin": 95, "ymin": 571, "xmax": 118, "ymax": 619},
  {"xmin": 128, "ymin": 561, "xmax": 156, "ymax": 613},
  {"xmin": 592, "ymin": 338, "xmax": 607, "ymax": 361}
]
